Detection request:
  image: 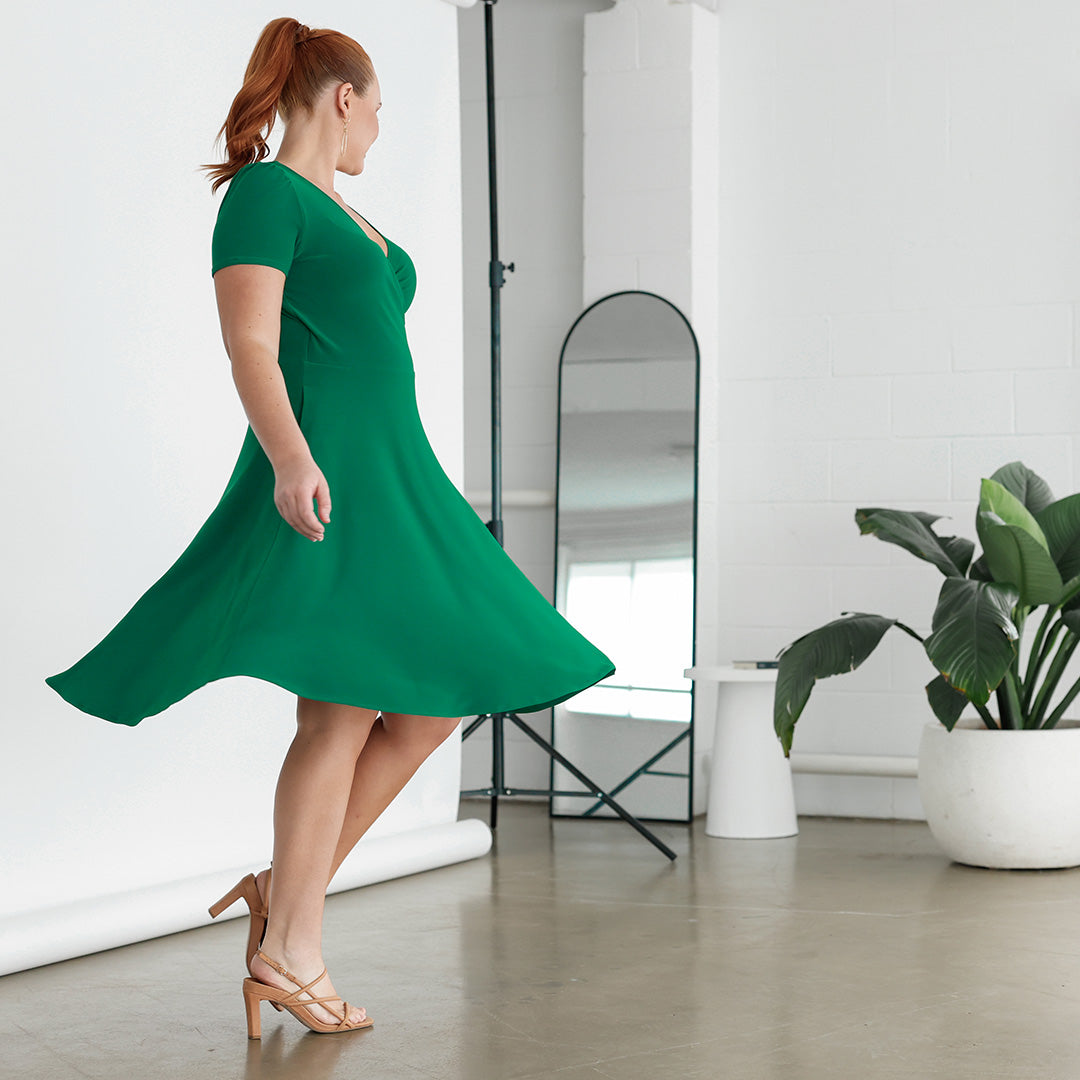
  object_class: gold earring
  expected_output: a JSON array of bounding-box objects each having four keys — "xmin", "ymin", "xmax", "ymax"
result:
[{"xmin": 341, "ymin": 118, "xmax": 349, "ymax": 156}]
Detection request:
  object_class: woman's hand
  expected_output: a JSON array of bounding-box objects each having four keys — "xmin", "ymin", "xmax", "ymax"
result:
[{"xmin": 273, "ymin": 454, "xmax": 332, "ymax": 541}]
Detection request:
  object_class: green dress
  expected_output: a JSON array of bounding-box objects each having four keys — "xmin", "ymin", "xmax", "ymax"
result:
[{"xmin": 44, "ymin": 159, "xmax": 615, "ymax": 726}]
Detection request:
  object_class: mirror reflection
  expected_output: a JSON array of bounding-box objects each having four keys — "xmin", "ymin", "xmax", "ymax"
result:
[{"xmin": 551, "ymin": 291, "xmax": 699, "ymax": 823}]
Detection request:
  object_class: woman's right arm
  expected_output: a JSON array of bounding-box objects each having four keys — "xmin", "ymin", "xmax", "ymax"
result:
[{"xmin": 213, "ymin": 263, "xmax": 331, "ymax": 542}]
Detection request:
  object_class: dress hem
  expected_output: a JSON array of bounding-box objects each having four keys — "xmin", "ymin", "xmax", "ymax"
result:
[{"xmin": 44, "ymin": 663, "xmax": 618, "ymax": 728}]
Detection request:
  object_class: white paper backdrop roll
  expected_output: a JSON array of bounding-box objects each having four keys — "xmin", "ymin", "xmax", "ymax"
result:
[{"xmin": 0, "ymin": 818, "xmax": 492, "ymax": 977}]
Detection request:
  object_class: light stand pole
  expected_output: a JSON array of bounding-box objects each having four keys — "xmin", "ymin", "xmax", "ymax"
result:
[{"xmin": 457, "ymin": 0, "xmax": 676, "ymax": 862}]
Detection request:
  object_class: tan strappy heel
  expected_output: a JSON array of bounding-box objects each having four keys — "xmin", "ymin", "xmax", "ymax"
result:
[
  {"xmin": 243, "ymin": 947, "xmax": 374, "ymax": 1038},
  {"xmin": 208, "ymin": 866, "xmax": 273, "ymax": 975}
]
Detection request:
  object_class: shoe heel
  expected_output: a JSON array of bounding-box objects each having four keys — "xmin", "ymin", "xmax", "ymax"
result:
[
  {"xmin": 243, "ymin": 984, "xmax": 263, "ymax": 1039},
  {"xmin": 209, "ymin": 877, "xmax": 248, "ymax": 919}
]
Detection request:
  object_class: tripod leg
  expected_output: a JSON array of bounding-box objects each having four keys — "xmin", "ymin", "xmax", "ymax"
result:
[
  {"xmin": 505, "ymin": 712, "xmax": 678, "ymax": 860},
  {"xmin": 491, "ymin": 709, "xmax": 504, "ymax": 830},
  {"xmin": 460, "ymin": 713, "xmax": 488, "ymax": 739},
  {"xmin": 581, "ymin": 727, "xmax": 691, "ymax": 817}
]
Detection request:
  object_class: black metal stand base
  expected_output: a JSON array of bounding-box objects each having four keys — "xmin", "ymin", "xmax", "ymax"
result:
[{"xmin": 460, "ymin": 710, "xmax": 678, "ymax": 860}]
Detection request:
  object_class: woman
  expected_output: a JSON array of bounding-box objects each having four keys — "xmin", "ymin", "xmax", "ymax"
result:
[{"xmin": 44, "ymin": 17, "xmax": 615, "ymax": 1038}]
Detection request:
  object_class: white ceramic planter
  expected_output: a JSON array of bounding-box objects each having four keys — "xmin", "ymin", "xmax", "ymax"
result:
[{"xmin": 917, "ymin": 715, "xmax": 1080, "ymax": 869}]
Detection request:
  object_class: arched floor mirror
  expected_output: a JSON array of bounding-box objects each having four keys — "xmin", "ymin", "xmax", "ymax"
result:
[{"xmin": 550, "ymin": 290, "xmax": 700, "ymax": 824}]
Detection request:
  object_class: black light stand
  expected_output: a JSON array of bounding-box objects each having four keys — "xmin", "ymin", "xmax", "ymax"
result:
[{"xmin": 457, "ymin": 0, "xmax": 677, "ymax": 861}]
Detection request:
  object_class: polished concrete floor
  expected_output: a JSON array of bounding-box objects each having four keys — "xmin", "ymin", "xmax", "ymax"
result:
[{"xmin": 3, "ymin": 800, "xmax": 1079, "ymax": 1079}]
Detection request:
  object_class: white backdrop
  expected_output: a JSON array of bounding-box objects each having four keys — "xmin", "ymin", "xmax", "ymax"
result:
[{"xmin": 1, "ymin": 0, "xmax": 489, "ymax": 973}]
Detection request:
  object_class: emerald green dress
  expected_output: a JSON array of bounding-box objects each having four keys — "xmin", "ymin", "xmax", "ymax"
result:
[{"xmin": 44, "ymin": 159, "xmax": 615, "ymax": 726}]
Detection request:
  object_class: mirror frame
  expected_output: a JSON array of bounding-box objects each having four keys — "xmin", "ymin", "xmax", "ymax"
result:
[{"xmin": 549, "ymin": 289, "xmax": 702, "ymax": 824}]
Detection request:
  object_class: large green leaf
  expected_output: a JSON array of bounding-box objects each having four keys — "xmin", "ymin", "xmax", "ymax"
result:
[
  {"xmin": 1035, "ymin": 492, "xmax": 1080, "ymax": 583},
  {"xmin": 774, "ymin": 613, "xmax": 899, "ymax": 756},
  {"xmin": 856, "ymin": 508, "xmax": 948, "ymax": 530},
  {"xmin": 990, "ymin": 461, "xmax": 1055, "ymax": 515},
  {"xmin": 854, "ymin": 508, "xmax": 966, "ymax": 577},
  {"xmin": 878, "ymin": 509, "xmax": 975, "ymax": 574},
  {"xmin": 925, "ymin": 673, "xmax": 972, "ymax": 731},
  {"xmin": 975, "ymin": 479, "xmax": 1060, "ymax": 604},
  {"xmin": 978, "ymin": 478, "xmax": 1051, "ymax": 549},
  {"xmin": 923, "ymin": 577, "xmax": 1019, "ymax": 707},
  {"xmin": 976, "ymin": 510, "xmax": 1063, "ymax": 605},
  {"xmin": 939, "ymin": 534, "xmax": 976, "ymax": 576}
]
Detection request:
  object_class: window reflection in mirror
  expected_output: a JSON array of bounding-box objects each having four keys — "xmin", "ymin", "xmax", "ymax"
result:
[{"xmin": 563, "ymin": 557, "xmax": 693, "ymax": 722}]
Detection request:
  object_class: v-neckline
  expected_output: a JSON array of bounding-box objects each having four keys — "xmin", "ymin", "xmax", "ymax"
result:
[{"xmin": 270, "ymin": 160, "xmax": 391, "ymax": 260}]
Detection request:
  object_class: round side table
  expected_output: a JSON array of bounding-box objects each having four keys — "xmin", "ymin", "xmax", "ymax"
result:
[{"xmin": 685, "ymin": 664, "xmax": 798, "ymax": 839}]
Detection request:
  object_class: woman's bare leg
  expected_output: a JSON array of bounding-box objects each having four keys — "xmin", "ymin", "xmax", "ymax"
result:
[
  {"xmin": 326, "ymin": 711, "xmax": 462, "ymax": 883},
  {"xmin": 252, "ymin": 696, "xmax": 379, "ymax": 1026}
]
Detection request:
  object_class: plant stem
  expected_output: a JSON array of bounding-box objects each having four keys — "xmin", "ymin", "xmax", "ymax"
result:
[
  {"xmin": 1003, "ymin": 669, "xmax": 1024, "ymax": 729},
  {"xmin": 973, "ymin": 701, "xmax": 999, "ymax": 730},
  {"xmin": 893, "ymin": 620, "xmax": 924, "ymax": 644},
  {"xmin": 1030, "ymin": 634, "xmax": 1080, "ymax": 729},
  {"xmin": 1044, "ymin": 671, "xmax": 1080, "ymax": 729},
  {"xmin": 995, "ymin": 681, "xmax": 1015, "ymax": 729},
  {"xmin": 1023, "ymin": 611, "xmax": 1064, "ymax": 713}
]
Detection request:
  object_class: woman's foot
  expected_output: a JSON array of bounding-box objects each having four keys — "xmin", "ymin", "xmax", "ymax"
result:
[{"xmin": 248, "ymin": 948, "xmax": 367, "ymax": 1028}]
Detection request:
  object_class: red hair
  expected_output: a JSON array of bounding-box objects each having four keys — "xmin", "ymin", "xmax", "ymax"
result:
[{"xmin": 201, "ymin": 17, "xmax": 375, "ymax": 194}]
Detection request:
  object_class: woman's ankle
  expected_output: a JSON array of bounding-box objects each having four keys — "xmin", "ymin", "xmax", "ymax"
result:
[{"xmin": 257, "ymin": 931, "xmax": 323, "ymax": 967}]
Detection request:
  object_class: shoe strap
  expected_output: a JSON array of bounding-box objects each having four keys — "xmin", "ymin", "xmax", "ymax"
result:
[
  {"xmin": 260, "ymin": 867, "xmax": 271, "ymax": 918},
  {"xmin": 253, "ymin": 869, "xmax": 270, "ymax": 919},
  {"xmin": 253, "ymin": 949, "xmax": 358, "ymax": 1026},
  {"xmin": 254, "ymin": 948, "xmax": 306, "ymax": 985}
]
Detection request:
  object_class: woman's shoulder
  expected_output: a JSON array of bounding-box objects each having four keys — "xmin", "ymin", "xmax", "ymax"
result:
[
  {"xmin": 224, "ymin": 159, "xmax": 293, "ymax": 196},
  {"xmin": 218, "ymin": 161, "xmax": 307, "ymax": 225},
  {"xmin": 211, "ymin": 161, "xmax": 306, "ymax": 277}
]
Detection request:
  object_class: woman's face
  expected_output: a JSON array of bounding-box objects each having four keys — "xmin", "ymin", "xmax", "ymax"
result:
[{"xmin": 343, "ymin": 77, "xmax": 381, "ymax": 173}]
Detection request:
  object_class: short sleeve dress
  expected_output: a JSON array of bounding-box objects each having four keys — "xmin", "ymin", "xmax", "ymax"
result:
[{"xmin": 44, "ymin": 159, "xmax": 616, "ymax": 726}]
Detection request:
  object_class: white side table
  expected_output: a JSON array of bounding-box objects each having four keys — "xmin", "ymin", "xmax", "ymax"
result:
[{"xmin": 685, "ymin": 664, "xmax": 798, "ymax": 839}]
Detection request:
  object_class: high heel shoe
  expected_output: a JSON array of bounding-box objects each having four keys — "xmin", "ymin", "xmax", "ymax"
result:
[
  {"xmin": 208, "ymin": 866, "xmax": 273, "ymax": 975},
  {"xmin": 243, "ymin": 947, "xmax": 374, "ymax": 1038}
]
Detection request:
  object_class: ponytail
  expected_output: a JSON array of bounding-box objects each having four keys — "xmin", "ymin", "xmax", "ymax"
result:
[{"xmin": 200, "ymin": 16, "xmax": 375, "ymax": 194}]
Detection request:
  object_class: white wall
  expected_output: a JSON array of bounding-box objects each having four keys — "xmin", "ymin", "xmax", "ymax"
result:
[
  {"xmin": 3, "ymin": 0, "xmax": 479, "ymax": 970},
  {"xmin": 713, "ymin": 2, "xmax": 1080, "ymax": 818},
  {"xmin": 458, "ymin": 1, "xmax": 1080, "ymax": 819},
  {"xmin": 580, "ymin": 0, "xmax": 719, "ymax": 817}
]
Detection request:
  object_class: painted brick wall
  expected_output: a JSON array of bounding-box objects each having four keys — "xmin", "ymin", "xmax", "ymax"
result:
[
  {"xmin": 459, "ymin": 0, "xmax": 1080, "ymax": 817},
  {"xmin": 713, "ymin": 0, "xmax": 1080, "ymax": 817}
]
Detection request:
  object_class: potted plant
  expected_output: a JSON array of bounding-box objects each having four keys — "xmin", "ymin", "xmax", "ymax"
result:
[{"xmin": 772, "ymin": 461, "xmax": 1080, "ymax": 869}]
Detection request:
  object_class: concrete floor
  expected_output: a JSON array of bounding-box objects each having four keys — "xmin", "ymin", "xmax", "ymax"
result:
[{"xmin": 3, "ymin": 800, "xmax": 1079, "ymax": 1079}]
